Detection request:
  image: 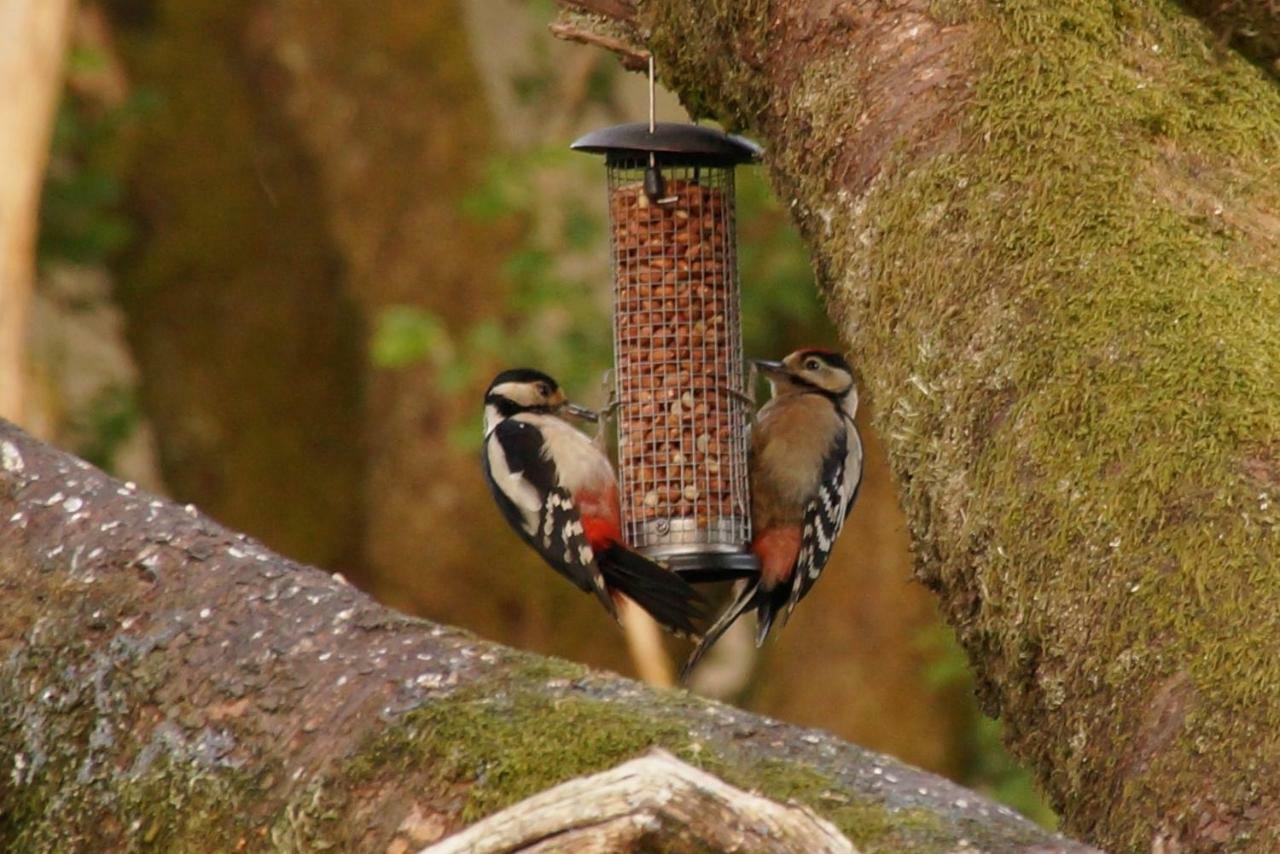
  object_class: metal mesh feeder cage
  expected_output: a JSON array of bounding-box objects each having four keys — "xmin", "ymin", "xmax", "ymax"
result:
[{"xmin": 572, "ymin": 121, "xmax": 762, "ymax": 580}]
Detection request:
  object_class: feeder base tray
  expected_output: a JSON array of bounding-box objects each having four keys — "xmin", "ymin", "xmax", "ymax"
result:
[{"xmin": 663, "ymin": 552, "xmax": 760, "ymax": 584}]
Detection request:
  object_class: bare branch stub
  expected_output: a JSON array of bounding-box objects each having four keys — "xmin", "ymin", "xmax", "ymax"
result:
[
  {"xmin": 551, "ymin": 0, "xmax": 647, "ymax": 69},
  {"xmin": 549, "ymin": 18, "xmax": 649, "ymax": 70},
  {"xmin": 423, "ymin": 749, "xmax": 856, "ymax": 854}
]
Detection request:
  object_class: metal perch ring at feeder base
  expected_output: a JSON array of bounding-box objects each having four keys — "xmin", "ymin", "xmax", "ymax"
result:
[{"xmin": 572, "ymin": 119, "xmax": 763, "ymax": 583}]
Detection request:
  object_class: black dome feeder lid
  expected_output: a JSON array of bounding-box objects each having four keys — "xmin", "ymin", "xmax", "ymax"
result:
[{"xmin": 571, "ymin": 122, "xmax": 761, "ymax": 166}]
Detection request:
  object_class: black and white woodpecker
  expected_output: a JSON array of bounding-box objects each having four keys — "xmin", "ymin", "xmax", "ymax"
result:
[
  {"xmin": 681, "ymin": 349, "xmax": 863, "ymax": 678},
  {"xmin": 482, "ymin": 368, "xmax": 705, "ymax": 636}
]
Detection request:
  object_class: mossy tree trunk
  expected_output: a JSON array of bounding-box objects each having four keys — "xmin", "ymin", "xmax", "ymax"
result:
[
  {"xmin": 556, "ymin": 0, "xmax": 1280, "ymax": 850},
  {"xmin": 0, "ymin": 420, "xmax": 1087, "ymax": 852}
]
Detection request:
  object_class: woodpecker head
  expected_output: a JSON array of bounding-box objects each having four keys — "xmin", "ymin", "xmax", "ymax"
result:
[
  {"xmin": 752, "ymin": 349, "xmax": 858, "ymax": 412},
  {"xmin": 484, "ymin": 368, "xmax": 597, "ymax": 434}
]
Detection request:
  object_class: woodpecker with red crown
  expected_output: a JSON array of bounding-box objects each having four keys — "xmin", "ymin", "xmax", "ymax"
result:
[
  {"xmin": 482, "ymin": 368, "xmax": 705, "ymax": 636},
  {"xmin": 682, "ymin": 349, "xmax": 863, "ymax": 678}
]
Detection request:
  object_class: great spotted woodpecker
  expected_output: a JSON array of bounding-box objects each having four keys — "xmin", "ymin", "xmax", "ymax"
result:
[
  {"xmin": 681, "ymin": 349, "xmax": 863, "ymax": 678},
  {"xmin": 482, "ymin": 368, "xmax": 705, "ymax": 636}
]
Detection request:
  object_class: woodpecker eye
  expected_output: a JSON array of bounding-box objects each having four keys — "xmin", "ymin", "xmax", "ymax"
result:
[
  {"xmin": 805, "ymin": 358, "xmax": 822, "ymax": 371},
  {"xmin": 536, "ymin": 382, "xmax": 552, "ymax": 397}
]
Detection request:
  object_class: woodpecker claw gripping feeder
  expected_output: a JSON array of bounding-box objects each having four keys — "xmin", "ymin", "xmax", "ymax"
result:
[{"xmin": 572, "ymin": 59, "xmax": 762, "ymax": 582}]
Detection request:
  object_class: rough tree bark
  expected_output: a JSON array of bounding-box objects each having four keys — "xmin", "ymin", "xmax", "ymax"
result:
[
  {"xmin": 0, "ymin": 0, "xmax": 74, "ymax": 423},
  {"xmin": 554, "ymin": 1, "xmax": 1280, "ymax": 851},
  {"xmin": 0, "ymin": 420, "xmax": 1086, "ymax": 851}
]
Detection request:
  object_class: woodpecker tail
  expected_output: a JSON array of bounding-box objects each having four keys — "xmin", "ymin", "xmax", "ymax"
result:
[
  {"xmin": 597, "ymin": 545, "xmax": 706, "ymax": 638},
  {"xmin": 752, "ymin": 583, "xmax": 793, "ymax": 647},
  {"xmin": 679, "ymin": 579, "xmax": 791, "ymax": 682}
]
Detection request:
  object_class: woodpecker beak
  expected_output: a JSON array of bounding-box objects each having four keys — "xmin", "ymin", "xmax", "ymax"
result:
[
  {"xmin": 751, "ymin": 359, "xmax": 788, "ymax": 377},
  {"xmin": 560, "ymin": 402, "xmax": 599, "ymax": 422}
]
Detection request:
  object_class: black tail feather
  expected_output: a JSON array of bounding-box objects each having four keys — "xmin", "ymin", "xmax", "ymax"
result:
[
  {"xmin": 597, "ymin": 546, "xmax": 707, "ymax": 638},
  {"xmin": 679, "ymin": 578, "xmax": 762, "ymax": 683},
  {"xmin": 681, "ymin": 579, "xmax": 793, "ymax": 682},
  {"xmin": 753, "ymin": 583, "xmax": 791, "ymax": 647}
]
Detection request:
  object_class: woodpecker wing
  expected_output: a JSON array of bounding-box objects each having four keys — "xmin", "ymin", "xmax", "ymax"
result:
[
  {"xmin": 483, "ymin": 419, "xmax": 611, "ymax": 608},
  {"xmin": 787, "ymin": 419, "xmax": 864, "ymax": 612}
]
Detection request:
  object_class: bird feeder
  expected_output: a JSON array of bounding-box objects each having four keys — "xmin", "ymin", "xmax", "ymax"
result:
[{"xmin": 572, "ymin": 110, "xmax": 762, "ymax": 580}]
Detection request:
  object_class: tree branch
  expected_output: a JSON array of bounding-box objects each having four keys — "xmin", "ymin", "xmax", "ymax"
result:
[
  {"xmin": 559, "ymin": 0, "xmax": 637, "ymax": 23},
  {"xmin": 548, "ymin": 14, "xmax": 648, "ymax": 70},
  {"xmin": 0, "ymin": 420, "xmax": 1087, "ymax": 850}
]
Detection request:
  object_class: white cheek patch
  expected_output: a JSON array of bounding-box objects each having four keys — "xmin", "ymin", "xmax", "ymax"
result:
[
  {"xmin": 490, "ymin": 382, "xmax": 541, "ymax": 409},
  {"xmin": 483, "ymin": 404, "xmax": 505, "ymax": 438}
]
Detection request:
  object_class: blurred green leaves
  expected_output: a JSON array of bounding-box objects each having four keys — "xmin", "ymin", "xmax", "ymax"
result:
[
  {"xmin": 38, "ymin": 74, "xmax": 154, "ymax": 267},
  {"xmin": 373, "ymin": 141, "xmax": 835, "ymax": 415},
  {"xmin": 736, "ymin": 169, "xmax": 834, "ymax": 358},
  {"xmin": 371, "ymin": 307, "xmax": 453, "ymax": 371},
  {"xmin": 376, "ymin": 147, "xmax": 615, "ymax": 414},
  {"xmin": 71, "ymin": 384, "xmax": 142, "ymax": 473}
]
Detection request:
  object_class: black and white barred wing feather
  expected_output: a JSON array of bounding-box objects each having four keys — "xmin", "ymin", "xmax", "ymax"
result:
[
  {"xmin": 483, "ymin": 418, "xmax": 612, "ymax": 613},
  {"xmin": 787, "ymin": 421, "xmax": 864, "ymax": 614}
]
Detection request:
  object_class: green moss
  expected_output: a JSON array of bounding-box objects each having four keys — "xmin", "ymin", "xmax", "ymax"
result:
[
  {"xmin": 645, "ymin": 0, "xmax": 775, "ymax": 128},
  {"xmin": 318, "ymin": 657, "xmax": 1022, "ymax": 852},
  {"xmin": 373, "ymin": 688, "xmax": 687, "ymax": 822},
  {"xmin": 1, "ymin": 693, "xmax": 266, "ymax": 852},
  {"xmin": 112, "ymin": 758, "xmax": 264, "ymax": 853},
  {"xmin": 760, "ymin": 0, "xmax": 1280, "ymax": 848},
  {"xmin": 0, "ymin": 589, "xmax": 281, "ymax": 851},
  {"xmin": 704, "ymin": 756, "xmax": 950, "ymax": 850}
]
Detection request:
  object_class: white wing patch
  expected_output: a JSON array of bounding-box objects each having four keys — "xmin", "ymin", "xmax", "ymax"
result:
[{"xmin": 486, "ymin": 434, "xmax": 542, "ymax": 536}]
